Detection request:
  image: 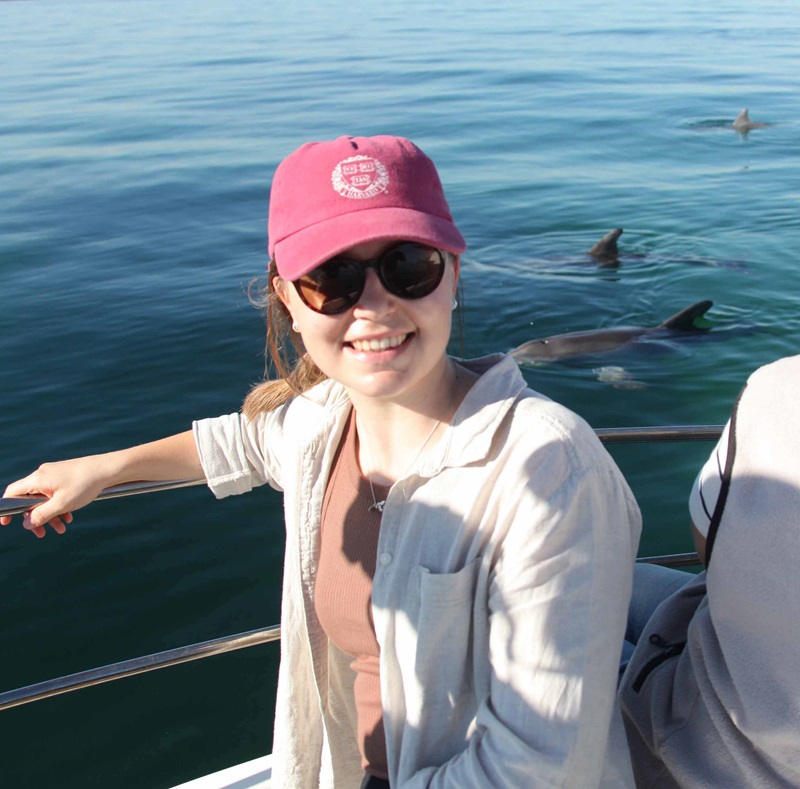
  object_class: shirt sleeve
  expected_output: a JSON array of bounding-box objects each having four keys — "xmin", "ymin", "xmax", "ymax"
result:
[
  {"xmin": 687, "ymin": 420, "xmax": 730, "ymax": 538},
  {"xmin": 192, "ymin": 408, "xmax": 288, "ymax": 497}
]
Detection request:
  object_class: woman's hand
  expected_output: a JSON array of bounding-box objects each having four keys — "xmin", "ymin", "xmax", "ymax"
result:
[
  {"xmin": 1, "ymin": 456, "xmax": 112, "ymax": 538},
  {"xmin": 1, "ymin": 431, "xmax": 204, "ymax": 539}
]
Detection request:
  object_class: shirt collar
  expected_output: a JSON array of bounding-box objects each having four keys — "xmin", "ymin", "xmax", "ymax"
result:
[
  {"xmin": 300, "ymin": 353, "xmax": 530, "ymax": 476},
  {"xmin": 418, "ymin": 354, "xmax": 529, "ymax": 476}
]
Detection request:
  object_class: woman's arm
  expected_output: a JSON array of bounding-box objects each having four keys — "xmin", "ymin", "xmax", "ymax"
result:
[{"xmin": 1, "ymin": 431, "xmax": 203, "ymax": 537}]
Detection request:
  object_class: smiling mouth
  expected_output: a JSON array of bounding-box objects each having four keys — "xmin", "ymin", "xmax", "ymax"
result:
[{"xmin": 348, "ymin": 333, "xmax": 411, "ymax": 352}]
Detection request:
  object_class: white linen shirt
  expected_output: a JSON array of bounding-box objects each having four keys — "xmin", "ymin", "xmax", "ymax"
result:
[{"xmin": 193, "ymin": 354, "xmax": 641, "ymax": 788}]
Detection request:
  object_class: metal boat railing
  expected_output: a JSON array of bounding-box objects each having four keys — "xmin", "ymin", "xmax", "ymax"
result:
[
  {"xmin": 0, "ymin": 424, "xmax": 722, "ymax": 712},
  {"xmin": 594, "ymin": 424, "xmax": 723, "ymax": 444},
  {"xmin": 0, "ymin": 626, "xmax": 281, "ymax": 712}
]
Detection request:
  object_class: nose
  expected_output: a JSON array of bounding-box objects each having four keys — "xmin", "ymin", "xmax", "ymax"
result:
[{"xmin": 352, "ymin": 266, "xmax": 394, "ymax": 316}]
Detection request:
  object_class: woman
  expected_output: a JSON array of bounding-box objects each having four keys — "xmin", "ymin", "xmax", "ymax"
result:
[{"xmin": 2, "ymin": 135, "xmax": 640, "ymax": 787}]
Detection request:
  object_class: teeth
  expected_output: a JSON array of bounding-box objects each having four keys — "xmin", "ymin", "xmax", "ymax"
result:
[{"xmin": 351, "ymin": 334, "xmax": 407, "ymax": 352}]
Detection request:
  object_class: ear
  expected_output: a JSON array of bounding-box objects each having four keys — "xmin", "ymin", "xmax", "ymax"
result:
[
  {"xmin": 272, "ymin": 275, "xmax": 293, "ymax": 311},
  {"xmin": 272, "ymin": 275, "xmax": 303, "ymax": 331}
]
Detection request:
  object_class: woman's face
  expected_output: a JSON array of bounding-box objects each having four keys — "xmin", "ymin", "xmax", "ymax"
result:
[{"xmin": 274, "ymin": 239, "xmax": 459, "ymax": 408}]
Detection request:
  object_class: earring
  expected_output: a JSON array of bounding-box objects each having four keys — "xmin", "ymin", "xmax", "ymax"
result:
[
  {"xmin": 292, "ymin": 321, "xmax": 300, "ymax": 332},
  {"xmin": 451, "ymin": 298, "xmax": 458, "ymax": 311}
]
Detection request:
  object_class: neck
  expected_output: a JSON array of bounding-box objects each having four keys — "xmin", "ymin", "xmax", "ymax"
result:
[{"xmin": 353, "ymin": 357, "xmax": 476, "ymax": 485}]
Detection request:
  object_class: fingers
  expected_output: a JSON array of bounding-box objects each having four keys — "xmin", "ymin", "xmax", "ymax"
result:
[
  {"xmin": 2, "ymin": 474, "xmax": 44, "ymax": 529},
  {"xmin": 2, "ymin": 474, "xmax": 48, "ymax": 528},
  {"xmin": 27, "ymin": 496, "xmax": 69, "ymax": 529},
  {"xmin": 4, "ymin": 468, "xmax": 77, "ymax": 530},
  {"xmin": 3, "ymin": 473, "xmax": 43, "ymax": 500},
  {"xmin": 47, "ymin": 511, "xmax": 72, "ymax": 535},
  {"xmin": 22, "ymin": 511, "xmax": 71, "ymax": 538},
  {"xmin": 29, "ymin": 519, "xmax": 46, "ymax": 539},
  {"xmin": 3, "ymin": 459, "xmax": 99, "ymax": 537}
]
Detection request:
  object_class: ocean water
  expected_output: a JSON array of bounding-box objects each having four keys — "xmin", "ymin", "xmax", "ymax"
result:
[{"xmin": 2, "ymin": 0, "xmax": 800, "ymax": 785}]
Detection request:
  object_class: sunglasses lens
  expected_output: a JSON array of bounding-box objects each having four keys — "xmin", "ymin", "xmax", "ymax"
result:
[
  {"xmin": 380, "ymin": 244, "xmax": 444, "ymax": 299},
  {"xmin": 294, "ymin": 259, "xmax": 364, "ymax": 315},
  {"xmin": 292, "ymin": 244, "xmax": 446, "ymax": 314}
]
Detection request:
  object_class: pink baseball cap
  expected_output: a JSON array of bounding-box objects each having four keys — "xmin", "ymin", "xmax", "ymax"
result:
[{"xmin": 267, "ymin": 135, "xmax": 466, "ymax": 280}]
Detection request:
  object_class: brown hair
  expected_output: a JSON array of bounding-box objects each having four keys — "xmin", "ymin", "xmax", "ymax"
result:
[{"xmin": 241, "ymin": 261, "xmax": 326, "ymax": 419}]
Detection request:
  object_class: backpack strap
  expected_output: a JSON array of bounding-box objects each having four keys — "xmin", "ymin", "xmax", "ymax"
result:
[{"xmin": 704, "ymin": 388, "xmax": 743, "ymax": 566}]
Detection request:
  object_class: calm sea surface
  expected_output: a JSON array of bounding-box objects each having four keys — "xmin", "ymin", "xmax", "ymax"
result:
[{"xmin": 2, "ymin": 0, "xmax": 799, "ymax": 785}]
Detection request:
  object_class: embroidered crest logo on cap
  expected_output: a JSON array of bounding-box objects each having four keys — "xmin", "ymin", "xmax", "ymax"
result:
[{"xmin": 331, "ymin": 155, "xmax": 390, "ymax": 200}]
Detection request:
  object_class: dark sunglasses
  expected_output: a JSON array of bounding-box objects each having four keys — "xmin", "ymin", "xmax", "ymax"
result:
[{"xmin": 292, "ymin": 242, "xmax": 446, "ymax": 315}]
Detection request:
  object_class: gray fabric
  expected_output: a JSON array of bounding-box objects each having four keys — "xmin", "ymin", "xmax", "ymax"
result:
[{"xmin": 619, "ymin": 354, "xmax": 800, "ymax": 787}]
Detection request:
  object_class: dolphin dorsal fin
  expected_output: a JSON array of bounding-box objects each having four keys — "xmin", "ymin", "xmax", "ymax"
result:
[
  {"xmin": 587, "ymin": 228, "xmax": 623, "ymax": 258},
  {"xmin": 659, "ymin": 300, "xmax": 713, "ymax": 330}
]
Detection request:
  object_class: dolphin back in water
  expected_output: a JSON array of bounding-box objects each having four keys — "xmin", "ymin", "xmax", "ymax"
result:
[{"xmin": 510, "ymin": 300, "xmax": 713, "ymax": 363}]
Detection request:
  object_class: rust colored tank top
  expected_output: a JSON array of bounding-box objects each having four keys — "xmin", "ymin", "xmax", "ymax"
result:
[{"xmin": 314, "ymin": 410, "xmax": 390, "ymax": 779}]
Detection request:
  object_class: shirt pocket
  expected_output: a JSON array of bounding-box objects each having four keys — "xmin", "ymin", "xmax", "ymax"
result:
[{"xmin": 414, "ymin": 558, "xmax": 482, "ymax": 709}]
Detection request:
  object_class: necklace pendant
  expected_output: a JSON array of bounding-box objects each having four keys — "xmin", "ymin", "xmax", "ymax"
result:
[{"xmin": 369, "ymin": 499, "xmax": 386, "ymax": 513}]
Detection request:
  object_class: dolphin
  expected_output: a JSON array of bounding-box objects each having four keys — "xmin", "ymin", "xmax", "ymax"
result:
[
  {"xmin": 587, "ymin": 228, "xmax": 623, "ymax": 265},
  {"xmin": 732, "ymin": 109, "xmax": 770, "ymax": 133},
  {"xmin": 510, "ymin": 300, "xmax": 713, "ymax": 363}
]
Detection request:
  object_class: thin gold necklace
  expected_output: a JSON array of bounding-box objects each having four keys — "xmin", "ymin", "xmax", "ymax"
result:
[{"xmin": 363, "ymin": 419, "xmax": 442, "ymax": 513}]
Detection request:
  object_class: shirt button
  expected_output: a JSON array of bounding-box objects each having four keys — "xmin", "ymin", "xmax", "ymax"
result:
[{"xmin": 379, "ymin": 552, "xmax": 393, "ymax": 566}]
